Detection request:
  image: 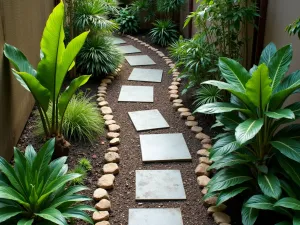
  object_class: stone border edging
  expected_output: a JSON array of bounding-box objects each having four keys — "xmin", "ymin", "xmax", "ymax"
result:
[{"xmin": 125, "ymin": 35, "xmax": 232, "ymax": 225}]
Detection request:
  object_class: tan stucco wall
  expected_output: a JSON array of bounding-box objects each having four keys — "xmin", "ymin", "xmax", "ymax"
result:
[{"xmin": 0, "ymin": 0, "xmax": 54, "ymax": 160}]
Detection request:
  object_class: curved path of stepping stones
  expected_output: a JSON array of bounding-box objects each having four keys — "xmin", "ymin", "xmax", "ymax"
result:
[{"xmin": 101, "ymin": 36, "xmax": 216, "ymax": 225}]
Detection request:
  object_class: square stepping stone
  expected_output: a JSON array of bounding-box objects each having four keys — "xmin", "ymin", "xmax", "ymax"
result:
[
  {"xmin": 117, "ymin": 45, "xmax": 141, "ymax": 54},
  {"xmin": 111, "ymin": 37, "xmax": 126, "ymax": 44},
  {"xmin": 125, "ymin": 55, "xmax": 156, "ymax": 66},
  {"xmin": 118, "ymin": 85, "xmax": 154, "ymax": 102},
  {"xmin": 128, "ymin": 109, "xmax": 169, "ymax": 131},
  {"xmin": 129, "ymin": 208, "xmax": 184, "ymax": 225},
  {"xmin": 140, "ymin": 133, "xmax": 192, "ymax": 162},
  {"xmin": 136, "ymin": 170, "xmax": 186, "ymax": 200},
  {"xmin": 128, "ymin": 68, "xmax": 163, "ymax": 83}
]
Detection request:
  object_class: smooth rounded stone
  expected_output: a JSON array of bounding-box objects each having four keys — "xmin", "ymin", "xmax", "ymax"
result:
[
  {"xmin": 102, "ymin": 79, "xmax": 112, "ymax": 84},
  {"xmin": 172, "ymin": 81, "xmax": 180, "ymax": 86},
  {"xmin": 197, "ymin": 175, "xmax": 211, "ymax": 187},
  {"xmin": 98, "ymin": 86, "xmax": 107, "ymax": 91},
  {"xmin": 191, "ymin": 126, "xmax": 203, "ymax": 133},
  {"xmin": 107, "ymin": 75, "xmax": 114, "ymax": 80},
  {"xmin": 108, "ymin": 124, "xmax": 120, "ymax": 132},
  {"xmin": 176, "ymin": 78, "xmax": 181, "ymax": 82},
  {"xmin": 205, "ymin": 196, "xmax": 218, "ymax": 206},
  {"xmin": 201, "ymin": 138, "xmax": 212, "ymax": 144},
  {"xmin": 168, "ymin": 85, "xmax": 178, "ymax": 90},
  {"xmin": 173, "ymin": 103, "xmax": 184, "ymax": 110},
  {"xmin": 105, "ymin": 120, "xmax": 116, "ymax": 126},
  {"xmin": 178, "ymin": 107, "xmax": 189, "ymax": 113},
  {"xmin": 169, "ymin": 94, "xmax": 179, "ymax": 101},
  {"xmin": 199, "ymin": 157, "xmax": 213, "ymax": 165},
  {"xmin": 97, "ymin": 93, "xmax": 106, "ymax": 98},
  {"xmin": 92, "ymin": 211, "xmax": 109, "ymax": 222},
  {"xmin": 95, "ymin": 221, "xmax": 110, "ymax": 225},
  {"xmin": 196, "ymin": 132, "xmax": 210, "ymax": 140},
  {"xmin": 107, "ymin": 147, "xmax": 119, "ymax": 152},
  {"xmin": 101, "ymin": 107, "xmax": 112, "ymax": 115},
  {"xmin": 100, "ymin": 83, "xmax": 108, "ymax": 87},
  {"xmin": 197, "ymin": 149, "xmax": 210, "ymax": 157},
  {"xmin": 173, "ymin": 72, "xmax": 180, "ymax": 76},
  {"xmin": 213, "ymin": 212, "xmax": 231, "ymax": 224},
  {"xmin": 173, "ymin": 99, "xmax": 183, "ymax": 104},
  {"xmin": 169, "ymin": 63, "xmax": 176, "ymax": 68},
  {"xmin": 203, "ymin": 144, "xmax": 212, "ymax": 149},
  {"xmin": 201, "ymin": 187, "xmax": 208, "ymax": 195},
  {"xmin": 103, "ymin": 163, "xmax": 119, "ymax": 175},
  {"xmin": 109, "ymin": 138, "xmax": 120, "ymax": 146},
  {"xmin": 98, "ymin": 90, "xmax": 107, "ymax": 95},
  {"xmin": 93, "ymin": 188, "xmax": 109, "ymax": 200},
  {"xmin": 97, "ymin": 174, "xmax": 115, "ymax": 189},
  {"xmin": 185, "ymin": 121, "xmax": 198, "ymax": 127},
  {"xmin": 195, "ymin": 163, "xmax": 210, "ymax": 176},
  {"xmin": 208, "ymin": 204, "xmax": 227, "ymax": 215},
  {"xmin": 187, "ymin": 115, "xmax": 195, "ymax": 121},
  {"xmin": 180, "ymin": 112, "xmax": 192, "ymax": 119},
  {"xmin": 106, "ymin": 132, "xmax": 120, "ymax": 139},
  {"xmin": 95, "ymin": 199, "xmax": 111, "ymax": 211},
  {"xmin": 104, "ymin": 152, "xmax": 120, "ymax": 163},
  {"xmin": 97, "ymin": 97, "xmax": 106, "ymax": 102},
  {"xmin": 168, "ymin": 89, "xmax": 178, "ymax": 94},
  {"xmin": 103, "ymin": 115, "xmax": 114, "ymax": 120},
  {"xmin": 99, "ymin": 101, "xmax": 109, "ymax": 107}
]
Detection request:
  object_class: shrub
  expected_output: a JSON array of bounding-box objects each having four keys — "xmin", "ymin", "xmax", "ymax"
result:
[
  {"xmin": 77, "ymin": 36, "xmax": 124, "ymax": 77},
  {"xmin": 196, "ymin": 43, "xmax": 300, "ymax": 224},
  {"xmin": 116, "ymin": 7, "xmax": 139, "ymax": 34},
  {"xmin": 79, "ymin": 158, "xmax": 93, "ymax": 171},
  {"xmin": 70, "ymin": 165, "xmax": 87, "ymax": 185},
  {"xmin": 36, "ymin": 92, "xmax": 104, "ymax": 142},
  {"xmin": 149, "ymin": 20, "xmax": 178, "ymax": 47},
  {"xmin": 0, "ymin": 139, "xmax": 94, "ymax": 224},
  {"xmin": 193, "ymin": 85, "xmax": 223, "ymax": 108}
]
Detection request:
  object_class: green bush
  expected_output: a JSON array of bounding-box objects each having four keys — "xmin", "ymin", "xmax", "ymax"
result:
[
  {"xmin": 77, "ymin": 36, "xmax": 124, "ymax": 77},
  {"xmin": 193, "ymin": 85, "xmax": 223, "ymax": 108},
  {"xmin": 196, "ymin": 43, "xmax": 300, "ymax": 225},
  {"xmin": 0, "ymin": 139, "xmax": 94, "ymax": 224},
  {"xmin": 79, "ymin": 158, "xmax": 93, "ymax": 171},
  {"xmin": 37, "ymin": 92, "xmax": 104, "ymax": 142},
  {"xmin": 149, "ymin": 20, "xmax": 178, "ymax": 47},
  {"xmin": 116, "ymin": 7, "xmax": 139, "ymax": 34},
  {"xmin": 69, "ymin": 165, "xmax": 87, "ymax": 185}
]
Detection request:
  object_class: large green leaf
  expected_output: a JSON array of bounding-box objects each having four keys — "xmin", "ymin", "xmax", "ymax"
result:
[
  {"xmin": 0, "ymin": 206, "xmax": 23, "ymax": 223},
  {"xmin": 58, "ymin": 75, "xmax": 90, "ymax": 118},
  {"xmin": 241, "ymin": 205, "xmax": 259, "ymax": 225},
  {"xmin": 244, "ymin": 195, "xmax": 275, "ymax": 210},
  {"xmin": 13, "ymin": 148, "xmax": 28, "ymax": 194},
  {"xmin": 210, "ymin": 135, "xmax": 241, "ymax": 160},
  {"xmin": 265, "ymin": 109, "xmax": 295, "ymax": 120},
  {"xmin": 49, "ymin": 195, "xmax": 91, "ymax": 208},
  {"xmin": 277, "ymin": 154, "xmax": 300, "ymax": 187},
  {"xmin": 259, "ymin": 42, "xmax": 277, "ymax": 66},
  {"xmin": 36, "ymin": 208, "xmax": 68, "ymax": 225},
  {"xmin": 17, "ymin": 72, "xmax": 50, "ymax": 112},
  {"xmin": 195, "ymin": 102, "xmax": 249, "ymax": 114},
  {"xmin": 269, "ymin": 44, "xmax": 293, "ymax": 90},
  {"xmin": 62, "ymin": 208, "xmax": 94, "ymax": 224},
  {"xmin": 17, "ymin": 218, "xmax": 34, "ymax": 225},
  {"xmin": 216, "ymin": 186, "xmax": 248, "ymax": 206},
  {"xmin": 216, "ymin": 113, "xmax": 243, "ymax": 130},
  {"xmin": 36, "ymin": 2, "xmax": 65, "ymax": 98},
  {"xmin": 209, "ymin": 154, "xmax": 251, "ymax": 170},
  {"xmin": 218, "ymin": 57, "xmax": 251, "ymax": 93},
  {"xmin": 272, "ymin": 138, "xmax": 300, "ymax": 163},
  {"xmin": 245, "ymin": 63, "xmax": 272, "ymax": 110},
  {"xmin": 274, "ymin": 197, "xmax": 300, "ymax": 210},
  {"xmin": 235, "ymin": 118, "xmax": 264, "ymax": 144},
  {"xmin": 258, "ymin": 172, "xmax": 282, "ymax": 199},
  {"xmin": 0, "ymin": 186, "xmax": 29, "ymax": 207}
]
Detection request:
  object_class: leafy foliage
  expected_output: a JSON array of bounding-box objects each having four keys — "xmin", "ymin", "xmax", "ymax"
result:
[
  {"xmin": 193, "ymin": 85, "xmax": 223, "ymax": 108},
  {"xmin": 77, "ymin": 36, "xmax": 124, "ymax": 77},
  {"xmin": 4, "ymin": 2, "xmax": 90, "ymax": 140},
  {"xmin": 0, "ymin": 139, "xmax": 95, "ymax": 224},
  {"xmin": 286, "ymin": 17, "xmax": 300, "ymax": 39},
  {"xmin": 36, "ymin": 92, "xmax": 104, "ymax": 142},
  {"xmin": 69, "ymin": 165, "xmax": 87, "ymax": 185},
  {"xmin": 196, "ymin": 43, "xmax": 300, "ymax": 224},
  {"xmin": 116, "ymin": 7, "xmax": 139, "ymax": 34},
  {"xmin": 156, "ymin": 0, "xmax": 185, "ymax": 13},
  {"xmin": 79, "ymin": 158, "xmax": 93, "ymax": 171},
  {"xmin": 149, "ymin": 19, "xmax": 179, "ymax": 47}
]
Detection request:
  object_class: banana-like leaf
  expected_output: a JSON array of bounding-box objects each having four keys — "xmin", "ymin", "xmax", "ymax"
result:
[
  {"xmin": 244, "ymin": 195, "xmax": 275, "ymax": 210},
  {"xmin": 265, "ymin": 109, "xmax": 295, "ymax": 119},
  {"xmin": 216, "ymin": 186, "xmax": 248, "ymax": 206},
  {"xmin": 62, "ymin": 208, "xmax": 94, "ymax": 224},
  {"xmin": 0, "ymin": 206, "xmax": 23, "ymax": 223},
  {"xmin": 242, "ymin": 205, "xmax": 259, "ymax": 225},
  {"xmin": 210, "ymin": 135, "xmax": 241, "ymax": 160},
  {"xmin": 272, "ymin": 138, "xmax": 300, "ymax": 163},
  {"xmin": 276, "ymin": 154, "xmax": 300, "ymax": 187},
  {"xmin": 218, "ymin": 57, "xmax": 251, "ymax": 93},
  {"xmin": 259, "ymin": 42, "xmax": 277, "ymax": 66},
  {"xmin": 209, "ymin": 154, "xmax": 250, "ymax": 170},
  {"xmin": 269, "ymin": 44, "xmax": 292, "ymax": 90},
  {"xmin": 258, "ymin": 172, "xmax": 282, "ymax": 199},
  {"xmin": 245, "ymin": 64, "xmax": 272, "ymax": 110},
  {"xmin": 195, "ymin": 102, "xmax": 249, "ymax": 114},
  {"xmin": 36, "ymin": 208, "xmax": 68, "ymax": 225},
  {"xmin": 17, "ymin": 218, "xmax": 34, "ymax": 225},
  {"xmin": 36, "ymin": 2, "xmax": 65, "ymax": 98},
  {"xmin": 58, "ymin": 75, "xmax": 90, "ymax": 118},
  {"xmin": 235, "ymin": 118, "xmax": 264, "ymax": 145},
  {"xmin": 285, "ymin": 102, "xmax": 300, "ymax": 118},
  {"xmin": 274, "ymin": 197, "xmax": 300, "ymax": 210}
]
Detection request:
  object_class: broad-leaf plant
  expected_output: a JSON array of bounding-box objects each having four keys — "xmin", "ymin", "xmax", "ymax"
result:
[
  {"xmin": 196, "ymin": 43, "xmax": 300, "ymax": 225},
  {"xmin": 0, "ymin": 138, "xmax": 95, "ymax": 224},
  {"xmin": 4, "ymin": 2, "xmax": 90, "ymax": 156}
]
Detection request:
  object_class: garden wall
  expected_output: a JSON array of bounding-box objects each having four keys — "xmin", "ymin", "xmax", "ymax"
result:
[{"xmin": 0, "ymin": 0, "xmax": 54, "ymax": 160}]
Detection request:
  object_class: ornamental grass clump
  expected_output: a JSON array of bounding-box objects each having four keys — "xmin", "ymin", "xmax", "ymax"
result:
[
  {"xmin": 196, "ymin": 43, "xmax": 300, "ymax": 225},
  {"xmin": 149, "ymin": 20, "xmax": 178, "ymax": 47}
]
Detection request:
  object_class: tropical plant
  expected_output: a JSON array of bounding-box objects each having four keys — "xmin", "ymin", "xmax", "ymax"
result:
[
  {"xmin": 36, "ymin": 92, "xmax": 104, "ymax": 142},
  {"xmin": 196, "ymin": 43, "xmax": 300, "ymax": 224},
  {"xmin": 286, "ymin": 17, "xmax": 300, "ymax": 39},
  {"xmin": 193, "ymin": 85, "xmax": 223, "ymax": 108},
  {"xmin": 79, "ymin": 158, "xmax": 93, "ymax": 171},
  {"xmin": 0, "ymin": 138, "xmax": 95, "ymax": 224},
  {"xmin": 116, "ymin": 7, "xmax": 139, "ymax": 34},
  {"xmin": 69, "ymin": 165, "xmax": 87, "ymax": 185},
  {"xmin": 156, "ymin": 0, "xmax": 185, "ymax": 13},
  {"xmin": 4, "ymin": 2, "xmax": 90, "ymax": 156},
  {"xmin": 149, "ymin": 19, "xmax": 179, "ymax": 47},
  {"xmin": 77, "ymin": 36, "xmax": 124, "ymax": 76}
]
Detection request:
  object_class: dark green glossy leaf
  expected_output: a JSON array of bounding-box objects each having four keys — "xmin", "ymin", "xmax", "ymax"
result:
[
  {"xmin": 216, "ymin": 186, "xmax": 248, "ymax": 206},
  {"xmin": 272, "ymin": 138, "xmax": 300, "ymax": 163},
  {"xmin": 241, "ymin": 205, "xmax": 259, "ymax": 225},
  {"xmin": 258, "ymin": 172, "xmax": 282, "ymax": 199},
  {"xmin": 259, "ymin": 42, "xmax": 277, "ymax": 66},
  {"xmin": 244, "ymin": 195, "xmax": 275, "ymax": 210},
  {"xmin": 274, "ymin": 197, "xmax": 300, "ymax": 210},
  {"xmin": 235, "ymin": 118, "xmax": 264, "ymax": 144}
]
